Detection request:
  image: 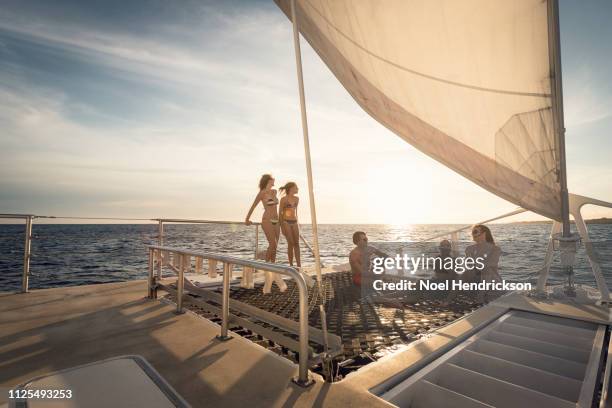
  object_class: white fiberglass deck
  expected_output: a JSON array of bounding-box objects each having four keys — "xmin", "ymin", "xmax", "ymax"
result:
[{"xmin": 1, "ymin": 281, "xmax": 610, "ymax": 407}]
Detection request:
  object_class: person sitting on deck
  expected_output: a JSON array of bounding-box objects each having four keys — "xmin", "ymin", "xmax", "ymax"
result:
[
  {"xmin": 433, "ymin": 239, "xmax": 459, "ymax": 305},
  {"xmin": 466, "ymin": 224, "xmax": 502, "ymax": 303},
  {"xmin": 433, "ymin": 239, "xmax": 456, "ymax": 281},
  {"xmin": 349, "ymin": 231, "xmax": 388, "ymax": 287},
  {"xmin": 348, "ymin": 231, "xmax": 404, "ymax": 308}
]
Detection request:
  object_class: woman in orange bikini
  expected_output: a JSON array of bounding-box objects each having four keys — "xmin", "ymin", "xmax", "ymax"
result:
[
  {"xmin": 245, "ymin": 174, "xmax": 287, "ymax": 293},
  {"xmin": 279, "ymin": 182, "xmax": 301, "ymax": 268}
]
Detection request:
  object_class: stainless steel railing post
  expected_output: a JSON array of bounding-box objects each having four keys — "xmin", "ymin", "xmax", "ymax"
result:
[
  {"xmin": 254, "ymin": 225, "xmax": 259, "ymax": 258},
  {"xmin": 293, "ymin": 269, "xmax": 312, "ymax": 386},
  {"xmin": 157, "ymin": 220, "xmax": 163, "ymax": 280},
  {"xmin": 158, "ymin": 220, "xmax": 163, "ymax": 246},
  {"xmin": 147, "ymin": 248, "xmax": 155, "ymax": 299},
  {"xmin": 216, "ymin": 262, "xmax": 233, "ymax": 341},
  {"xmin": 175, "ymin": 254, "xmax": 185, "ymax": 314},
  {"xmin": 21, "ymin": 215, "xmax": 33, "ymax": 293}
]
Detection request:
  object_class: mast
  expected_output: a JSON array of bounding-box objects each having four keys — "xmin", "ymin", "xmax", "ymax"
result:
[
  {"xmin": 548, "ymin": 0, "xmax": 571, "ymax": 237},
  {"xmin": 290, "ymin": 0, "xmax": 323, "ymax": 283}
]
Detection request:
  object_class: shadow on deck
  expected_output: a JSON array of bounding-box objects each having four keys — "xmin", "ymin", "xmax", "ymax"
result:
[{"xmin": 1, "ymin": 281, "xmax": 378, "ymax": 407}]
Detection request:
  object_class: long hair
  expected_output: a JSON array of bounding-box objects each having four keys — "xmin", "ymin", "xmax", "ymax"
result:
[
  {"xmin": 473, "ymin": 224, "xmax": 494, "ymax": 244},
  {"xmin": 279, "ymin": 181, "xmax": 297, "ymax": 195},
  {"xmin": 258, "ymin": 174, "xmax": 273, "ymax": 191}
]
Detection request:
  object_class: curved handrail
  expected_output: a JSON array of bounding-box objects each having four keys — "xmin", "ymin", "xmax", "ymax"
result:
[
  {"xmin": 149, "ymin": 245, "xmax": 299, "ymax": 274},
  {"xmin": 0, "ymin": 214, "xmax": 35, "ymax": 219},
  {"xmin": 147, "ymin": 245, "xmax": 312, "ymax": 386}
]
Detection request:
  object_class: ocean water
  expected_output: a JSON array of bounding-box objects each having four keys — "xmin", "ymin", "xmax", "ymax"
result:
[{"xmin": 0, "ymin": 223, "xmax": 611, "ymax": 292}]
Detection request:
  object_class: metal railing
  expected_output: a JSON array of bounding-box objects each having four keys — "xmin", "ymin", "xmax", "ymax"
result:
[
  {"xmin": 1, "ymin": 213, "xmax": 319, "ymax": 293},
  {"xmin": 152, "ymin": 218, "xmax": 261, "ymax": 256},
  {"xmin": 0, "ymin": 214, "xmax": 262, "ymax": 293},
  {"xmin": 147, "ymin": 245, "xmax": 314, "ymax": 387},
  {"xmin": 419, "ymin": 208, "xmax": 527, "ymax": 242},
  {"xmin": 410, "ymin": 208, "xmax": 528, "ymax": 258},
  {"xmin": 154, "ymin": 218, "xmax": 318, "ymax": 266},
  {"xmin": 1, "ymin": 214, "xmax": 34, "ymax": 293}
]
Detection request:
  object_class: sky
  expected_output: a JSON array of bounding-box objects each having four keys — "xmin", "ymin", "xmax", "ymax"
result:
[{"xmin": 0, "ymin": 0, "xmax": 611, "ymax": 224}]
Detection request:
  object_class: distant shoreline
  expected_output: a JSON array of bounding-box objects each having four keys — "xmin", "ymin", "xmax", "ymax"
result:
[{"xmin": 511, "ymin": 218, "xmax": 612, "ymax": 225}]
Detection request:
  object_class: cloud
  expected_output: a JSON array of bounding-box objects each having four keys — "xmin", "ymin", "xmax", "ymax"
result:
[
  {"xmin": 564, "ymin": 64, "xmax": 612, "ymax": 127},
  {"xmin": 0, "ymin": 6, "xmax": 405, "ymax": 222},
  {"xmin": 0, "ymin": 3, "xmax": 299, "ymax": 94},
  {"xmin": 1, "ymin": 0, "xmax": 610, "ymax": 224}
]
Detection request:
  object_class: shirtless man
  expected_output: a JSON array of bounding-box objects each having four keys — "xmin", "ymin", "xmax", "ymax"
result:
[
  {"xmin": 349, "ymin": 231, "xmax": 388, "ymax": 287},
  {"xmin": 349, "ymin": 231, "xmax": 402, "ymax": 306}
]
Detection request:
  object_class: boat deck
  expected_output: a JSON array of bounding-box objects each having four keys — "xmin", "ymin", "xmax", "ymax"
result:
[{"xmin": 1, "ymin": 281, "xmax": 610, "ymax": 407}]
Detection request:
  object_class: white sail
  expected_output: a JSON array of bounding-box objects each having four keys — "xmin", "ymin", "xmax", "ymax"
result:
[{"xmin": 275, "ymin": 0, "xmax": 563, "ymax": 221}]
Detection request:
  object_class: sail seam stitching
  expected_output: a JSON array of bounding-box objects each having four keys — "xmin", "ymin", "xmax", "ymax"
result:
[{"xmin": 303, "ymin": 0, "xmax": 552, "ymax": 98}]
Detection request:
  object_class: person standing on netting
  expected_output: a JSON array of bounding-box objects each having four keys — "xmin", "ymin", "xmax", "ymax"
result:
[
  {"xmin": 279, "ymin": 181, "xmax": 301, "ymax": 269},
  {"xmin": 245, "ymin": 174, "xmax": 287, "ymax": 294}
]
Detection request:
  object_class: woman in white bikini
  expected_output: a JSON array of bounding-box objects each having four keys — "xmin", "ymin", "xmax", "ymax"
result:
[
  {"xmin": 279, "ymin": 182, "xmax": 301, "ymax": 268},
  {"xmin": 245, "ymin": 174, "xmax": 287, "ymax": 293}
]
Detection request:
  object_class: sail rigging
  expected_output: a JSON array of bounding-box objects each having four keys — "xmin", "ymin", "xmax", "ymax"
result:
[
  {"xmin": 275, "ymin": 0, "xmax": 568, "ymax": 222},
  {"xmin": 547, "ymin": 0, "xmax": 571, "ymax": 235},
  {"xmin": 290, "ymin": 0, "xmax": 324, "ymax": 285}
]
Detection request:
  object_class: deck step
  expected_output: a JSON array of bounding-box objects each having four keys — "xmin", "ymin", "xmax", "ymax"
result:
[
  {"xmin": 456, "ymin": 349, "xmax": 582, "ymax": 402},
  {"xmin": 410, "ymin": 380, "xmax": 494, "ymax": 408},
  {"xmin": 485, "ymin": 330, "xmax": 591, "ymax": 363},
  {"xmin": 505, "ymin": 314, "xmax": 595, "ymax": 340},
  {"xmin": 497, "ymin": 321, "xmax": 593, "ymax": 350},
  {"xmin": 436, "ymin": 363, "xmax": 575, "ymax": 408},
  {"xmin": 469, "ymin": 339, "xmax": 587, "ymax": 380},
  {"xmin": 379, "ymin": 310, "xmax": 602, "ymax": 408},
  {"xmin": 511, "ymin": 310, "xmax": 597, "ymax": 331}
]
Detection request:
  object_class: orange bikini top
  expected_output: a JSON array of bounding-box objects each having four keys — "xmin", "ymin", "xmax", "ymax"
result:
[{"xmin": 283, "ymin": 201, "xmax": 297, "ymax": 220}]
